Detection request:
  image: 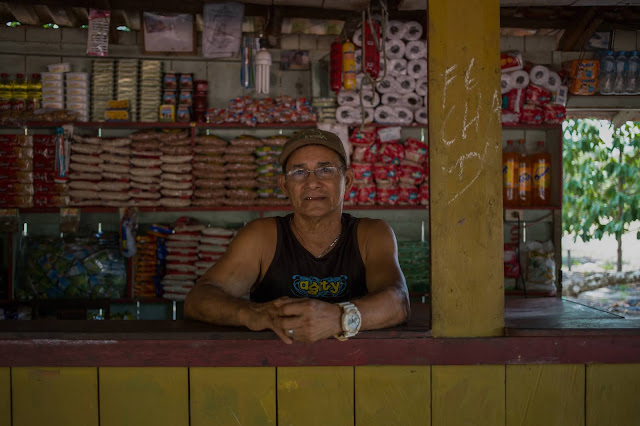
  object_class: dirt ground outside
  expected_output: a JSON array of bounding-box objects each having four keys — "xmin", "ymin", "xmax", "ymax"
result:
[{"xmin": 561, "ymin": 221, "xmax": 640, "ymax": 318}]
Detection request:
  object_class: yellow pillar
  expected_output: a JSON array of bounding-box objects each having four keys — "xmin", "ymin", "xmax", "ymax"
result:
[{"xmin": 428, "ymin": 0, "xmax": 504, "ymax": 336}]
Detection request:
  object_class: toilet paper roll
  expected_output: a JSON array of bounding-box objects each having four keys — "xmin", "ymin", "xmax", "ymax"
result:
[
  {"xmin": 403, "ymin": 21, "xmax": 423, "ymax": 41},
  {"xmin": 376, "ymin": 76, "xmax": 398, "ymax": 93},
  {"xmin": 529, "ymin": 65, "xmax": 550, "ymax": 87},
  {"xmin": 385, "ymin": 39, "xmax": 406, "ymax": 59},
  {"xmin": 354, "ymin": 49, "xmax": 362, "ymax": 73},
  {"xmin": 501, "ymin": 73, "xmax": 514, "ymax": 94},
  {"xmin": 386, "ymin": 20, "xmax": 406, "ymax": 40},
  {"xmin": 336, "ymin": 105, "xmax": 358, "ymax": 124},
  {"xmin": 415, "ymin": 107, "xmax": 428, "ymax": 125},
  {"xmin": 402, "ymin": 92, "xmax": 423, "ymax": 109},
  {"xmin": 405, "ymin": 40, "xmax": 427, "ymax": 60},
  {"xmin": 395, "ymin": 75, "xmax": 416, "ymax": 94},
  {"xmin": 338, "ymin": 91, "xmax": 359, "ymax": 106},
  {"xmin": 381, "ymin": 93, "xmax": 401, "ymax": 106},
  {"xmin": 407, "ymin": 59, "xmax": 428, "ymax": 79},
  {"xmin": 361, "ymin": 91, "xmax": 380, "ymax": 108},
  {"xmin": 353, "ymin": 28, "xmax": 363, "ymax": 47},
  {"xmin": 394, "ymin": 106, "xmax": 414, "ymax": 125},
  {"xmin": 363, "ymin": 107, "xmax": 374, "ymax": 123},
  {"xmin": 544, "ymin": 71, "xmax": 561, "ymax": 92},
  {"xmin": 510, "ymin": 69, "xmax": 530, "ymax": 89},
  {"xmin": 415, "ymin": 77, "xmax": 428, "ymax": 96},
  {"xmin": 389, "ymin": 58, "xmax": 408, "ymax": 76},
  {"xmin": 374, "ymin": 105, "xmax": 397, "ymax": 124}
]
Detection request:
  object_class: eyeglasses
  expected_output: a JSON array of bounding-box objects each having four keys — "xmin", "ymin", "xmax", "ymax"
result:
[{"xmin": 284, "ymin": 166, "xmax": 345, "ymax": 182}]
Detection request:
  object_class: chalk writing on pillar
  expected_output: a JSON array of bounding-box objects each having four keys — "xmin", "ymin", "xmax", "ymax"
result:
[{"xmin": 440, "ymin": 58, "xmax": 501, "ymax": 205}]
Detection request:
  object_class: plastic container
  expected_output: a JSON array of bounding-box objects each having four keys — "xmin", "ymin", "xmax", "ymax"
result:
[
  {"xmin": 517, "ymin": 139, "xmax": 532, "ymax": 207},
  {"xmin": 625, "ymin": 50, "xmax": 640, "ymax": 94},
  {"xmin": 599, "ymin": 50, "xmax": 615, "ymax": 95},
  {"xmin": 342, "ymin": 39, "xmax": 357, "ymax": 90},
  {"xmin": 613, "ymin": 50, "xmax": 628, "ymax": 94},
  {"xmin": 502, "ymin": 139, "xmax": 518, "ymax": 207},
  {"xmin": 532, "ymin": 140, "xmax": 551, "ymax": 206}
]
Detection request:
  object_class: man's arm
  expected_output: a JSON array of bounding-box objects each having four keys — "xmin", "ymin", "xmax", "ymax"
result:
[{"xmin": 184, "ymin": 218, "xmax": 296, "ymax": 343}]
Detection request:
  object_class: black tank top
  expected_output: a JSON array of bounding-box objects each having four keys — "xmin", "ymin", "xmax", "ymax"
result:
[{"xmin": 250, "ymin": 213, "xmax": 368, "ymax": 303}]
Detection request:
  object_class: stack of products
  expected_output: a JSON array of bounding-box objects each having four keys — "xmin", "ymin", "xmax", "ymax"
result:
[
  {"xmin": 139, "ymin": 60, "xmax": 162, "ymax": 122},
  {"xmin": 191, "ymin": 134, "xmax": 228, "ymax": 207},
  {"xmin": 133, "ymin": 224, "xmax": 170, "ymax": 298},
  {"xmin": 397, "ymin": 240, "xmax": 430, "ymax": 293},
  {"xmin": 596, "ymin": 50, "xmax": 640, "ymax": 95},
  {"xmin": 345, "ymin": 126, "xmax": 428, "ymax": 206},
  {"xmin": 255, "ymin": 135, "xmax": 288, "ymax": 206},
  {"xmin": 0, "ymin": 73, "xmax": 13, "ymax": 112},
  {"xmin": 27, "ymin": 73, "xmax": 42, "ymax": 111},
  {"xmin": 206, "ymin": 96, "xmax": 316, "ymax": 126},
  {"xmin": 41, "ymin": 72, "xmax": 65, "ymax": 111},
  {"xmin": 158, "ymin": 135, "xmax": 193, "ymax": 208},
  {"xmin": 116, "ymin": 59, "xmax": 139, "ymax": 121},
  {"xmin": 312, "ymin": 97, "xmax": 337, "ymax": 123},
  {"xmin": 160, "ymin": 71, "xmax": 178, "ymax": 122},
  {"xmin": 129, "ymin": 131, "xmax": 161, "ymax": 207},
  {"xmin": 176, "ymin": 73, "xmax": 194, "ymax": 122},
  {"xmin": 195, "ymin": 226, "xmax": 234, "ymax": 276},
  {"xmin": 16, "ymin": 232, "xmax": 126, "ymax": 300},
  {"xmin": 91, "ymin": 60, "xmax": 115, "ymax": 122},
  {"xmin": 335, "ymin": 20, "xmax": 428, "ymax": 126},
  {"xmin": 161, "ymin": 218, "xmax": 202, "ymax": 301},
  {"xmin": 33, "ymin": 135, "xmax": 68, "ymax": 207},
  {"xmin": 500, "ymin": 53, "xmax": 567, "ymax": 125},
  {"xmin": 223, "ymin": 135, "xmax": 261, "ymax": 206},
  {"xmin": 0, "ymin": 135, "xmax": 33, "ymax": 208},
  {"xmin": 66, "ymin": 72, "xmax": 90, "ymax": 121},
  {"xmin": 193, "ymin": 79, "xmax": 208, "ymax": 122}
]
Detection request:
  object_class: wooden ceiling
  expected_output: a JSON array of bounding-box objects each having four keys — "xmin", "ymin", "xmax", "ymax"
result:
[{"xmin": 1, "ymin": 1, "xmax": 639, "ymax": 35}]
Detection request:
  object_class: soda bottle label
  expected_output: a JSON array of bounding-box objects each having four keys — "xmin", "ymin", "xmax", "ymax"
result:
[
  {"xmin": 533, "ymin": 162, "xmax": 550, "ymax": 188},
  {"xmin": 503, "ymin": 160, "xmax": 516, "ymax": 188},
  {"xmin": 518, "ymin": 165, "xmax": 532, "ymax": 190}
]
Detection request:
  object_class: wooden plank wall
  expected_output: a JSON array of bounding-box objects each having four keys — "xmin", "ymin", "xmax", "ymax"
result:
[{"xmin": 4, "ymin": 364, "xmax": 640, "ymax": 425}]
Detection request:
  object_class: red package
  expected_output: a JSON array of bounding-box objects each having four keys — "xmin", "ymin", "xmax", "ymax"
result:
[
  {"xmin": 378, "ymin": 143, "xmax": 405, "ymax": 165},
  {"xmin": 351, "ymin": 162, "xmax": 373, "ymax": 184},
  {"xmin": 519, "ymin": 104, "xmax": 544, "ymax": 125},
  {"xmin": 543, "ymin": 104, "xmax": 566, "ymax": 124},
  {"xmin": 398, "ymin": 184, "xmax": 419, "ymax": 205},
  {"xmin": 376, "ymin": 185, "xmax": 399, "ymax": 206},
  {"xmin": 504, "ymin": 243, "xmax": 520, "ymax": 278},
  {"xmin": 404, "ymin": 138, "xmax": 428, "ymax": 164},
  {"xmin": 503, "ymin": 88, "xmax": 525, "ymax": 113},
  {"xmin": 373, "ymin": 163, "xmax": 398, "ymax": 183},
  {"xmin": 419, "ymin": 182, "xmax": 429, "ymax": 206},
  {"xmin": 500, "ymin": 52, "xmax": 523, "ymax": 72},
  {"xmin": 357, "ymin": 184, "xmax": 376, "ymax": 205},
  {"xmin": 344, "ymin": 184, "xmax": 358, "ymax": 205},
  {"xmin": 524, "ymin": 84, "xmax": 551, "ymax": 107},
  {"xmin": 349, "ymin": 125, "xmax": 377, "ymax": 146},
  {"xmin": 352, "ymin": 143, "xmax": 379, "ymax": 163},
  {"xmin": 399, "ymin": 163, "xmax": 425, "ymax": 185},
  {"xmin": 33, "ymin": 194, "xmax": 69, "ymax": 207}
]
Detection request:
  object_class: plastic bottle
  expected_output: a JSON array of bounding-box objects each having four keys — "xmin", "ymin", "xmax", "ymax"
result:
[
  {"xmin": 599, "ymin": 50, "xmax": 615, "ymax": 95},
  {"xmin": 0, "ymin": 73, "xmax": 12, "ymax": 111},
  {"xmin": 613, "ymin": 50, "xmax": 628, "ymax": 94},
  {"xmin": 625, "ymin": 50, "xmax": 640, "ymax": 94},
  {"xmin": 517, "ymin": 139, "xmax": 532, "ymax": 207},
  {"xmin": 10, "ymin": 73, "xmax": 28, "ymax": 112},
  {"xmin": 531, "ymin": 140, "xmax": 551, "ymax": 206},
  {"xmin": 342, "ymin": 39, "xmax": 357, "ymax": 90},
  {"xmin": 27, "ymin": 73, "xmax": 42, "ymax": 111},
  {"xmin": 502, "ymin": 139, "xmax": 519, "ymax": 207}
]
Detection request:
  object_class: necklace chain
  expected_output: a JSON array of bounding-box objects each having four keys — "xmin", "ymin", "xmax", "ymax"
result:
[{"xmin": 315, "ymin": 230, "xmax": 341, "ymax": 258}]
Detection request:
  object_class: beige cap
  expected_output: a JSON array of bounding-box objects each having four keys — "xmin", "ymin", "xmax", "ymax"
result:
[{"xmin": 279, "ymin": 128, "xmax": 347, "ymax": 170}]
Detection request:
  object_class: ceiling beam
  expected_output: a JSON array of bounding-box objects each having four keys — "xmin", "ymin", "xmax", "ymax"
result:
[
  {"xmin": 7, "ymin": 3, "xmax": 40, "ymax": 25},
  {"xmin": 557, "ymin": 6, "xmax": 600, "ymax": 51},
  {"xmin": 0, "ymin": 2, "xmax": 16, "ymax": 23}
]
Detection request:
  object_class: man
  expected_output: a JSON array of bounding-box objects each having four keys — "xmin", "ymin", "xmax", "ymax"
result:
[{"xmin": 184, "ymin": 128, "xmax": 410, "ymax": 343}]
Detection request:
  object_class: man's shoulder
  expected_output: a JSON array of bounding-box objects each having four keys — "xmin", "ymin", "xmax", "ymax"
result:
[{"xmin": 242, "ymin": 216, "xmax": 278, "ymax": 234}]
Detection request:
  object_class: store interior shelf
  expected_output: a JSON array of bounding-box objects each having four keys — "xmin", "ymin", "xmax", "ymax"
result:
[
  {"xmin": 566, "ymin": 95, "xmax": 640, "ymax": 110},
  {"xmin": 5, "ymin": 121, "xmax": 320, "ymax": 129},
  {"xmin": 503, "ymin": 206, "xmax": 561, "ymax": 211},
  {"xmin": 502, "ymin": 123, "xmax": 562, "ymax": 130}
]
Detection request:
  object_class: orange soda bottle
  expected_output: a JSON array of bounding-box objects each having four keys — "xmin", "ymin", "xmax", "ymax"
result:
[
  {"xmin": 531, "ymin": 140, "xmax": 551, "ymax": 206},
  {"xmin": 502, "ymin": 139, "xmax": 519, "ymax": 207},
  {"xmin": 517, "ymin": 139, "xmax": 532, "ymax": 207}
]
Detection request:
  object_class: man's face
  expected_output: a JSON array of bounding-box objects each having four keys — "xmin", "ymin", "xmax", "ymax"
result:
[{"xmin": 278, "ymin": 144, "xmax": 353, "ymax": 218}]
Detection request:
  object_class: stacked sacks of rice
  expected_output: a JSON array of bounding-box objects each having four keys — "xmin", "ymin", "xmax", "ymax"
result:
[
  {"xmin": 192, "ymin": 134, "xmax": 227, "ymax": 207},
  {"xmin": 98, "ymin": 137, "xmax": 132, "ymax": 207},
  {"xmin": 161, "ymin": 217, "xmax": 202, "ymax": 301},
  {"xmin": 196, "ymin": 226, "xmax": 235, "ymax": 277},
  {"xmin": 129, "ymin": 130, "xmax": 163, "ymax": 207},
  {"xmin": 159, "ymin": 133, "xmax": 193, "ymax": 208},
  {"xmin": 68, "ymin": 135, "xmax": 103, "ymax": 206},
  {"xmin": 255, "ymin": 134, "xmax": 288, "ymax": 206},
  {"xmin": 223, "ymin": 135, "xmax": 262, "ymax": 206}
]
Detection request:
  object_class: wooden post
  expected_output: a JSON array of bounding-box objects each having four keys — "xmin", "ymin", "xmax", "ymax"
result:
[{"xmin": 428, "ymin": 0, "xmax": 504, "ymax": 337}]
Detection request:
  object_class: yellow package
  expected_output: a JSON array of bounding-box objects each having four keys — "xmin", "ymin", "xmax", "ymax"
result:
[
  {"xmin": 104, "ymin": 110, "xmax": 130, "ymax": 122},
  {"xmin": 106, "ymin": 99, "xmax": 130, "ymax": 110}
]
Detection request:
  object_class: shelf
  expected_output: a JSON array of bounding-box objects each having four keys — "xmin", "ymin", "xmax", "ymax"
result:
[
  {"xmin": 502, "ymin": 123, "xmax": 562, "ymax": 130},
  {"xmin": 566, "ymin": 95, "xmax": 640, "ymax": 110},
  {"xmin": 2, "ymin": 121, "xmax": 319, "ymax": 130},
  {"xmin": 503, "ymin": 206, "xmax": 561, "ymax": 211},
  {"xmin": 17, "ymin": 205, "xmax": 427, "ymax": 214}
]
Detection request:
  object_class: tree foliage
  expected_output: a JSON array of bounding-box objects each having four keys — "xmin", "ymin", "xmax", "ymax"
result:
[{"xmin": 563, "ymin": 119, "xmax": 640, "ymax": 243}]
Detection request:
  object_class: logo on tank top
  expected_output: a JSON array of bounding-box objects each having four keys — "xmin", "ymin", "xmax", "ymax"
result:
[{"xmin": 291, "ymin": 274, "xmax": 348, "ymax": 298}]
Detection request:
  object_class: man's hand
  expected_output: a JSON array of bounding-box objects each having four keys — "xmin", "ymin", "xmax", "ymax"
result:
[{"xmin": 272, "ymin": 298, "xmax": 343, "ymax": 344}]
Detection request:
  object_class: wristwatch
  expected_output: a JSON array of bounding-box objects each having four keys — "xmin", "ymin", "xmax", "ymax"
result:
[{"xmin": 334, "ymin": 301, "xmax": 361, "ymax": 341}]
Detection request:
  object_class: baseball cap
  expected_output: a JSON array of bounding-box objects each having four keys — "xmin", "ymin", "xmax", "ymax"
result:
[{"xmin": 279, "ymin": 128, "xmax": 347, "ymax": 171}]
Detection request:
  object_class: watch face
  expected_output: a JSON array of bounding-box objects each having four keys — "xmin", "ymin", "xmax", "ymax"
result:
[{"xmin": 344, "ymin": 311, "xmax": 361, "ymax": 332}]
